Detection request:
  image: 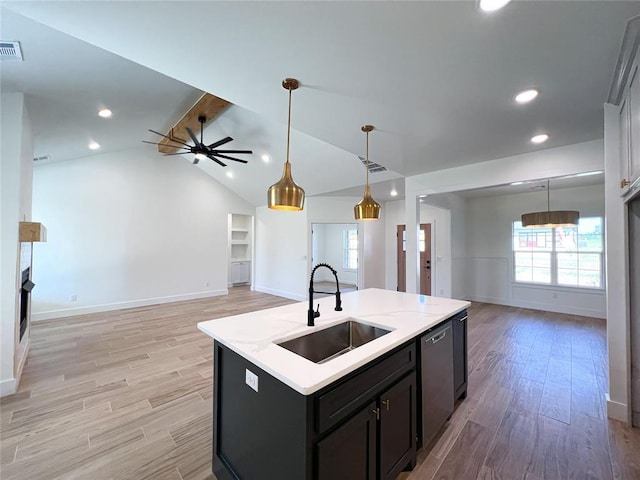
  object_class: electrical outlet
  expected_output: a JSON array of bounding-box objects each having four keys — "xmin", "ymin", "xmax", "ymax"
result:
[
  {"xmin": 70, "ymin": 294, "xmax": 77, "ymax": 302},
  {"xmin": 245, "ymin": 369, "xmax": 258, "ymax": 392}
]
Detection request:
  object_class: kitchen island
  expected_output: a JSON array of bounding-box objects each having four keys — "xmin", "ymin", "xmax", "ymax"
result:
[{"xmin": 198, "ymin": 288, "xmax": 470, "ymax": 480}]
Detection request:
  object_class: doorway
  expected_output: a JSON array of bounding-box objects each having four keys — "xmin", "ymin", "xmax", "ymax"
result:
[
  {"xmin": 311, "ymin": 223, "xmax": 358, "ymax": 293},
  {"xmin": 396, "ymin": 223, "xmax": 431, "ymax": 295}
]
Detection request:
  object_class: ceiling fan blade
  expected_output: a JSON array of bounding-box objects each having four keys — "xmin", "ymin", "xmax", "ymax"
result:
[
  {"xmin": 212, "ymin": 149, "xmax": 253, "ymax": 154},
  {"xmin": 163, "ymin": 152, "xmax": 192, "ymax": 156},
  {"xmin": 213, "ymin": 153, "xmax": 249, "ymax": 164},
  {"xmin": 207, "ymin": 154, "xmax": 227, "ymax": 167},
  {"xmin": 207, "ymin": 137, "xmax": 233, "ymax": 149},
  {"xmin": 185, "ymin": 127, "xmax": 201, "ymax": 146},
  {"xmin": 148, "ymin": 129, "xmax": 191, "ymax": 147}
]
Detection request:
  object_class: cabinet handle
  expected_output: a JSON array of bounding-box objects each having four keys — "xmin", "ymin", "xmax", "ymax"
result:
[
  {"xmin": 372, "ymin": 408, "xmax": 380, "ymax": 420},
  {"xmin": 429, "ymin": 331, "xmax": 447, "ymax": 344},
  {"xmin": 382, "ymin": 399, "xmax": 390, "ymax": 411},
  {"xmin": 458, "ymin": 316, "xmax": 467, "ymax": 322},
  {"xmin": 621, "ymin": 179, "xmax": 630, "ymax": 188}
]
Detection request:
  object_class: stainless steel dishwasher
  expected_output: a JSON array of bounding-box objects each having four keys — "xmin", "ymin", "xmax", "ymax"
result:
[{"xmin": 420, "ymin": 320, "xmax": 454, "ymax": 447}]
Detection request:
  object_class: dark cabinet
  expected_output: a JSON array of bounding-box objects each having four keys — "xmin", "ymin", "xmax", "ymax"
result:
[
  {"xmin": 379, "ymin": 374, "xmax": 417, "ymax": 480},
  {"xmin": 452, "ymin": 310, "xmax": 468, "ymax": 400},
  {"xmin": 317, "ymin": 401, "xmax": 378, "ymax": 480},
  {"xmin": 213, "ymin": 341, "xmax": 416, "ymax": 480},
  {"xmin": 317, "ymin": 373, "xmax": 417, "ymax": 480}
]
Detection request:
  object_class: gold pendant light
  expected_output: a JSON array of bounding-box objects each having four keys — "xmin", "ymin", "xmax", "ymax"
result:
[
  {"xmin": 354, "ymin": 125, "xmax": 381, "ymax": 221},
  {"xmin": 268, "ymin": 78, "xmax": 305, "ymax": 211},
  {"xmin": 521, "ymin": 179, "xmax": 579, "ymax": 228}
]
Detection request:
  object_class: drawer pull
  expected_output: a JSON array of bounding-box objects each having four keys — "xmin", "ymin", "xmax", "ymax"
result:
[
  {"xmin": 458, "ymin": 316, "xmax": 467, "ymax": 322},
  {"xmin": 429, "ymin": 331, "xmax": 447, "ymax": 344},
  {"xmin": 382, "ymin": 399, "xmax": 390, "ymax": 411}
]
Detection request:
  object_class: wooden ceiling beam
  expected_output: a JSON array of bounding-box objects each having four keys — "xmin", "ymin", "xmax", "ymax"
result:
[{"xmin": 158, "ymin": 93, "xmax": 231, "ymax": 154}]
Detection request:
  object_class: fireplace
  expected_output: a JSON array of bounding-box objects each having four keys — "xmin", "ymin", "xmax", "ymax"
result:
[{"xmin": 19, "ymin": 242, "xmax": 34, "ymax": 342}]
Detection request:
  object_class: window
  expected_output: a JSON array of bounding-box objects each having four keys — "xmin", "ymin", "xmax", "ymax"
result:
[
  {"xmin": 343, "ymin": 229, "xmax": 358, "ymax": 270},
  {"xmin": 512, "ymin": 217, "xmax": 603, "ymax": 288}
]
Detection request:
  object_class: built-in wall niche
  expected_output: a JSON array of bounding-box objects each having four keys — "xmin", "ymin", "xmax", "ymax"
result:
[{"xmin": 228, "ymin": 214, "xmax": 253, "ymax": 286}]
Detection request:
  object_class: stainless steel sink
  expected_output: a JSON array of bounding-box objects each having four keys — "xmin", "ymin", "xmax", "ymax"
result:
[{"xmin": 277, "ymin": 319, "xmax": 392, "ymax": 364}]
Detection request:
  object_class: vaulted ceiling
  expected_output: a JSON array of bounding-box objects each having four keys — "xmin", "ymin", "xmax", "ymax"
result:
[{"xmin": 2, "ymin": 1, "xmax": 638, "ymax": 205}]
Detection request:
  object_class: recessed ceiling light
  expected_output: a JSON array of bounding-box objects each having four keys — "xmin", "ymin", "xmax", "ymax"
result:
[
  {"xmin": 226, "ymin": 171, "xmax": 234, "ymax": 178},
  {"xmin": 479, "ymin": 0, "xmax": 512, "ymax": 13},
  {"xmin": 575, "ymin": 171, "xmax": 603, "ymax": 177},
  {"xmin": 261, "ymin": 154, "xmax": 270, "ymax": 163},
  {"xmin": 530, "ymin": 134, "xmax": 549, "ymax": 144},
  {"xmin": 514, "ymin": 89, "xmax": 539, "ymax": 104},
  {"xmin": 511, "ymin": 181, "xmax": 524, "ymax": 186},
  {"xmin": 390, "ymin": 189, "xmax": 398, "ymax": 197},
  {"xmin": 98, "ymin": 108, "xmax": 112, "ymax": 118},
  {"xmin": 88, "ymin": 141, "xmax": 100, "ymax": 150}
]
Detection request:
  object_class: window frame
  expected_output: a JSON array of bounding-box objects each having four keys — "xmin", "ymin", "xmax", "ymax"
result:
[
  {"xmin": 342, "ymin": 228, "xmax": 358, "ymax": 271},
  {"xmin": 512, "ymin": 217, "xmax": 604, "ymax": 290}
]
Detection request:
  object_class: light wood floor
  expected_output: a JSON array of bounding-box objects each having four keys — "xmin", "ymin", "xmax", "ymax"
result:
[{"xmin": 1, "ymin": 288, "xmax": 638, "ymax": 480}]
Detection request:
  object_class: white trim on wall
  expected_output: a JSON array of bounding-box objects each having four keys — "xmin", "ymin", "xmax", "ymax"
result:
[
  {"xmin": 31, "ymin": 289, "xmax": 227, "ymax": 321},
  {"xmin": 253, "ymin": 286, "xmax": 305, "ymax": 302},
  {"xmin": 0, "ymin": 378, "xmax": 17, "ymax": 397}
]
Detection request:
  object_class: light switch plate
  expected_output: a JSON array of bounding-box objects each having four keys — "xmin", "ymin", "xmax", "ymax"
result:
[{"xmin": 245, "ymin": 369, "xmax": 258, "ymax": 392}]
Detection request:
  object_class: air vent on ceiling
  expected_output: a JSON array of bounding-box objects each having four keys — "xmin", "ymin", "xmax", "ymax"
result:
[
  {"xmin": 33, "ymin": 155, "xmax": 51, "ymax": 163},
  {"xmin": 358, "ymin": 156, "xmax": 387, "ymax": 173},
  {"xmin": 0, "ymin": 41, "xmax": 23, "ymax": 62}
]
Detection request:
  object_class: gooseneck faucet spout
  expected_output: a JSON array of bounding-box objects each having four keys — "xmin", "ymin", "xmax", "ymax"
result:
[{"xmin": 308, "ymin": 263, "xmax": 343, "ymax": 327}]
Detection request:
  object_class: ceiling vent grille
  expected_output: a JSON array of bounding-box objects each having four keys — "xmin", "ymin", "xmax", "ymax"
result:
[
  {"xmin": 0, "ymin": 41, "xmax": 23, "ymax": 61},
  {"xmin": 33, "ymin": 155, "xmax": 51, "ymax": 163},
  {"xmin": 358, "ymin": 156, "xmax": 387, "ymax": 173}
]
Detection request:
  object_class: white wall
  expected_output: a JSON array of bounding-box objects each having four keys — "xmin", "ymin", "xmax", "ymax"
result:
[
  {"xmin": 255, "ymin": 196, "xmax": 387, "ymax": 301},
  {"xmin": 311, "ymin": 223, "xmax": 358, "ymax": 284},
  {"xmin": 1, "ymin": 93, "xmax": 34, "ymax": 396},
  {"xmin": 31, "ymin": 147, "xmax": 254, "ymax": 319},
  {"xmin": 465, "ymin": 184, "xmax": 605, "ymax": 318},
  {"xmin": 254, "ymin": 205, "xmax": 308, "ymax": 301}
]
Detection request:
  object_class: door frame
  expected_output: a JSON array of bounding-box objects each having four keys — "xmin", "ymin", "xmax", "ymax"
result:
[{"xmin": 309, "ymin": 222, "xmax": 361, "ymax": 291}]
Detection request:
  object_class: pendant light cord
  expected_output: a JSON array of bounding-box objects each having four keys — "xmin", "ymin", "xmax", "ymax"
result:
[
  {"xmin": 547, "ymin": 179, "xmax": 550, "ymax": 213},
  {"xmin": 365, "ymin": 131, "xmax": 370, "ymax": 186},
  {"xmin": 286, "ymin": 87, "xmax": 292, "ymax": 165}
]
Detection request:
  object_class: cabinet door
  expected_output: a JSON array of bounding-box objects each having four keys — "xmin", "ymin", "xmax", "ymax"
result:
[
  {"xmin": 379, "ymin": 373, "xmax": 417, "ymax": 480},
  {"xmin": 621, "ymin": 96, "xmax": 630, "ymax": 187},
  {"xmin": 316, "ymin": 401, "xmax": 377, "ymax": 480},
  {"xmin": 453, "ymin": 312, "xmax": 468, "ymax": 400},
  {"xmin": 629, "ymin": 64, "xmax": 640, "ymax": 184},
  {"xmin": 231, "ymin": 262, "xmax": 250, "ymax": 284}
]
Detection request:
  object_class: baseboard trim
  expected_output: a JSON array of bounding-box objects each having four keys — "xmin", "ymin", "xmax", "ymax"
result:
[
  {"xmin": 465, "ymin": 295, "xmax": 605, "ymax": 319},
  {"xmin": 253, "ymin": 286, "xmax": 305, "ymax": 302},
  {"xmin": 606, "ymin": 394, "xmax": 630, "ymax": 423},
  {"xmin": 31, "ymin": 289, "xmax": 228, "ymax": 321},
  {"xmin": 0, "ymin": 378, "xmax": 17, "ymax": 398}
]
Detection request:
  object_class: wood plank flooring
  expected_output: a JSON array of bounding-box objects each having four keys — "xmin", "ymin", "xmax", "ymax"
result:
[
  {"xmin": 1, "ymin": 289, "xmax": 639, "ymax": 480},
  {"xmin": 400, "ymin": 302, "xmax": 640, "ymax": 480}
]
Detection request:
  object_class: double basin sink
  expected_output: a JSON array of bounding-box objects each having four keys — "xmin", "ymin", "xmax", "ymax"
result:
[{"xmin": 277, "ymin": 318, "xmax": 392, "ymax": 364}]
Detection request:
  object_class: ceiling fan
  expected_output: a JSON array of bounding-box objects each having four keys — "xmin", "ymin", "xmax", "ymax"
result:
[{"xmin": 144, "ymin": 115, "xmax": 252, "ymax": 167}]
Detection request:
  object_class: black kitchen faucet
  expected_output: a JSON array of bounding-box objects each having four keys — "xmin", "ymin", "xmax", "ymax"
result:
[{"xmin": 308, "ymin": 263, "xmax": 343, "ymax": 326}]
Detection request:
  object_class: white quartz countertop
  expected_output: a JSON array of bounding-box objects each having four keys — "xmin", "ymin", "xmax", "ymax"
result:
[{"xmin": 197, "ymin": 288, "xmax": 470, "ymax": 395}]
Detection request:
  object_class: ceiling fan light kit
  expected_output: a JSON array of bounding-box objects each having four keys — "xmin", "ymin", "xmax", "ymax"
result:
[
  {"xmin": 521, "ymin": 179, "xmax": 579, "ymax": 228},
  {"xmin": 354, "ymin": 125, "xmax": 381, "ymax": 221},
  {"xmin": 268, "ymin": 78, "xmax": 305, "ymax": 211}
]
